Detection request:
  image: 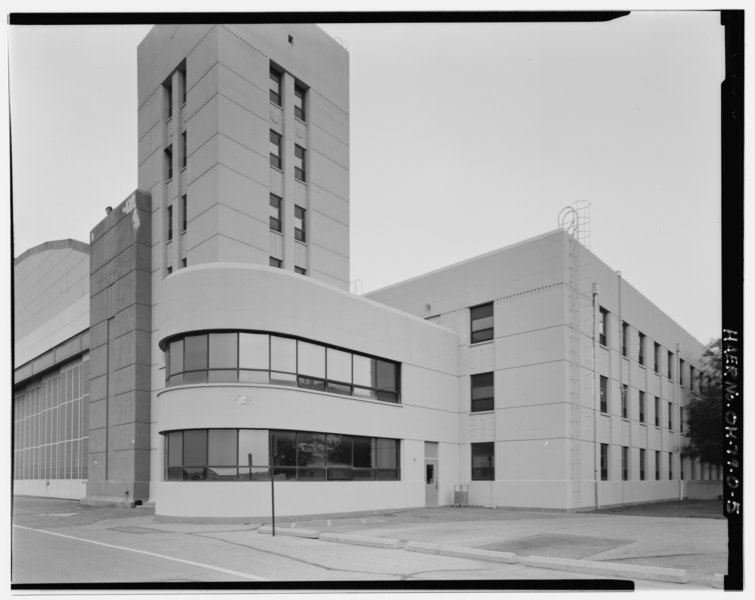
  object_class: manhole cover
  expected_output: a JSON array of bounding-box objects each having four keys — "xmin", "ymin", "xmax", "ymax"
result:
[
  {"xmin": 108, "ymin": 526, "xmax": 167, "ymax": 534},
  {"xmin": 480, "ymin": 533, "xmax": 634, "ymax": 560}
]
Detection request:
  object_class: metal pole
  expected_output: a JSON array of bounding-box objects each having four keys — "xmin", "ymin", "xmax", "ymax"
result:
[
  {"xmin": 269, "ymin": 434, "xmax": 276, "ymax": 536},
  {"xmin": 592, "ymin": 283, "xmax": 600, "ymax": 509}
]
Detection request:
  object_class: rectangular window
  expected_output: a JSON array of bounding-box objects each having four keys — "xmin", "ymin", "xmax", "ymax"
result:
[
  {"xmin": 638, "ymin": 332, "xmax": 646, "ymax": 366},
  {"xmin": 680, "ymin": 407, "xmax": 684, "ymax": 433},
  {"xmin": 294, "ymin": 266, "xmax": 306, "ymax": 275},
  {"xmin": 689, "ymin": 366, "xmax": 695, "ymax": 391},
  {"xmin": 269, "ymin": 130, "xmax": 282, "ymax": 169},
  {"xmin": 640, "ymin": 448, "xmax": 646, "ymax": 480},
  {"xmin": 181, "ymin": 258, "xmax": 187, "ymax": 268},
  {"xmin": 598, "ymin": 307, "xmax": 608, "ymax": 346},
  {"xmin": 667, "ymin": 350, "xmax": 673, "ymax": 379},
  {"xmin": 269, "ymin": 193, "xmax": 282, "ymax": 232},
  {"xmin": 599, "ymin": 376, "xmax": 608, "ymax": 413},
  {"xmin": 269, "ymin": 257, "xmax": 282, "ymax": 268},
  {"xmin": 639, "ymin": 390, "xmax": 645, "ymax": 423},
  {"xmin": 471, "ymin": 442, "xmax": 494, "ymax": 481},
  {"xmin": 165, "ymin": 145, "xmax": 173, "ymax": 180},
  {"xmin": 655, "ymin": 450, "xmax": 660, "ymax": 480},
  {"xmin": 679, "ymin": 358, "xmax": 685, "ymax": 386},
  {"xmin": 668, "ymin": 401, "xmax": 673, "ymax": 430},
  {"xmin": 654, "ymin": 396, "xmax": 660, "ymax": 427},
  {"xmin": 294, "ymin": 84, "xmax": 306, "ymax": 121},
  {"xmin": 470, "ymin": 372, "xmax": 494, "ymax": 412},
  {"xmin": 622, "ymin": 446, "xmax": 628, "ymax": 481},
  {"xmin": 621, "ymin": 384, "xmax": 628, "ymax": 419},
  {"xmin": 654, "ymin": 342, "xmax": 661, "ymax": 373},
  {"xmin": 180, "ymin": 66, "xmax": 186, "ymax": 105},
  {"xmin": 294, "ymin": 145, "xmax": 306, "ymax": 182},
  {"xmin": 668, "ymin": 452, "xmax": 673, "ymax": 480},
  {"xmin": 181, "ymin": 195, "xmax": 187, "ymax": 232},
  {"xmin": 600, "ymin": 444, "xmax": 608, "ymax": 481},
  {"xmin": 270, "ymin": 66, "xmax": 282, "ymax": 106},
  {"xmin": 294, "ymin": 205, "xmax": 306, "ymax": 242},
  {"xmin": 470, "ymin": 302, "xmax": 494, "ymax": 344},
  {"xmin": 166, "ymin": 81, "xmax": 172, "ymax": 119},
  {"xmin": 621, "ymin": 322, "xmax": 629, "ymax": 357},
  {"xmin": 167, "ymin": 205, "xmax": 173, "ymax": 241}
]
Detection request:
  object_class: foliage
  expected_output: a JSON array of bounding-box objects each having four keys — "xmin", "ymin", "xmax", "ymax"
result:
[{"xmin": 682, "ymin": 338, "xmax": 722, "ymax": 465}]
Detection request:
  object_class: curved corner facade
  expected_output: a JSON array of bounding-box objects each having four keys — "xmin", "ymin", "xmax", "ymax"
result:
[{"xmin": 153, "ymin": 264, "xmax": 458, "ymax": 519}]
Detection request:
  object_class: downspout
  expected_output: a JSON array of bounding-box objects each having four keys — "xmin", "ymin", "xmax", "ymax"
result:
[
  {"xmin": 592, "ymin": 283, "xmax": 600, "ymax": 509},
  {"xmin": 676, "ymin": 342, "xmax": 683, "ymax": 500},
  {"xmin": 617, "ymin": 271, "xmax": 622, "ymax": 504}
]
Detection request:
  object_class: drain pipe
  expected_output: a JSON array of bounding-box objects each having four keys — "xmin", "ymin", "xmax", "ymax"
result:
[
  {"xmin": 676, "ymin": 342, "xmax": 684, "ymax": 501},
  {"xmin": 592, "ymin": 282, "xmax": 600, "ymax": 510}
]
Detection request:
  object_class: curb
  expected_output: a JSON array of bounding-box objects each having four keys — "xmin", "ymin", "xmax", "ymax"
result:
[
  {"xmin": 521, "ymin": 555, "xmax": 688, "ymax": 584},
  {"xmin": 406, "ymin": 541, "xmax": 517, "ymax": 564},
  {"xmin": 258, "ymin": 526, "xmax": 320, "ymax": 539},
  {"xmin": 319, "ymin": 532, "xmax": 402, "ymax": 549}
]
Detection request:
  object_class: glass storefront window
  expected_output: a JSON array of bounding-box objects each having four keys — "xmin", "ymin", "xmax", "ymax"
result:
[
  {"xmin": 209, "ymin": 333, "xmax": 237, "ymax": 369},
  {"xmin": 239, "ymin": 333, "xmax": 269, "ymax": 370}
]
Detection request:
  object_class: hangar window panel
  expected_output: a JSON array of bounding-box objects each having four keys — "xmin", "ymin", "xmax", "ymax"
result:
[
  {"xmin": 208, "ymin": 429, "xmax": 237, "ymax": 467},
  {"xmin": 270, "ymin": 336, "xmax": 297, "ymax": 373},
  {"xmin": 209, "ymin": 333, "xmax": 237, "ymax": 369},
  {"xmin": 271, "ymin": 430, "xmax": 297, "ymax": 480},
  {"xmin": 296, "ymin": 432, "xmax": 326, "ymax": 480},
  {"xmin": 298, "ymin": 341, "xmax": 325, "ymax": 379},
  {"xmin": 238, "ymin": 429, "xmax": 269, "ymax": 478},
  {"xmin": 327, "ymin": 348, "xmax": 352, "ymax": 385},
  {"xmin": 184, "ymin": 334, "xmax": 208, "ymax": 372}
]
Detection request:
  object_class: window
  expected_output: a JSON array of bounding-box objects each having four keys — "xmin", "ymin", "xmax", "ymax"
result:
[
  {"xmin": 668, "ymin": 401, "xmax": 673, "ymax": 430},
  {"xmin": 622, "ymin": 446, "xmax": 628, "ymax": 481},
  {"xmin": 654, "ymin": 396, "xmax": 660, "ymax": 427},
  {"xmin": 638, "ymin": 332, "xmax": 646, "ymax": 366},
  {"xmin": 269, "ymin": 130, "xmax": 282, "ymax": 169},
  {"xmin": 680, "ymin": 457, "xmax": 684, "ymax": 481},
  {"xmin": 689, "ymin": 366, "xmax": 695, "ymax": 391},
  {"xmin": 655, "ymin": 451, "xmax": 660, "ymax": 480},
  {"xmin": 600, "ymin": 444, "xmax": 608, "ymax": 481},
  {"xmin": 470, "ymin": 303, "xmax": 494, "ymax": 344},
  {"xmin": 180, "ymin": 66, "xmax": 186, "ymax": 105},
  {"xmin": 167, "ymin": 266, "xmax": 173, "ymax": 275},
  {"xmin": 471, "ymin": 442, "xmax": 494, "ymax": 481},
  {"xmin": 181, "ymin": 195, "xmax": 187, "ymax": 232},
  {"xmin": 270, "ymin": 66, "xmax": 282, "ymax": 106},
  {"xmin": 294, "ymin": 145, "xmax": 306, "ymax": 181},
  {"xmin": 668, "ymin": 452, "xmax": 673, "ymax": 480},
  {"xmin": 167, "ymin": 205, "xmax": 173, "ymax": 241},
  {"xmin": 639, "ymin": 449, "xmax": 646, "ymax": 480},
  {"xmin": 166, "ymin": 81, "xmax": 173, "ymax": 118},
  {"xmin": 598, "ymin": 307, "xmax": 608, "ymax": 346},
  {"xmin": 639, "ymin": 390, "xmax": 645, "ymax": 423},
  {"xmin": 680, "ymin": 407, "xmax": 684, "ymax": 433},
  {"xmin": 269, "ymin": 194, "xmax": 282, "ymax": 232},
  {"xmin": 621, "ymin": 384, "xmax": 628, "ymax": 419},
  {"xmin": 165, "ymin": 145, "xmax": 173, "ymax": 180},
  {"xmin": 679, "ymin": 358, "xmax": 685, "ymax": 386},
  {"xmin": 621, "ymin": 322, "xmax": 629, "ymax": 357},
  {"xmin": 181, "ymin": 132, "xmax": 187, "ymax": 169},
  {"xmin": 164, "ymin": 331, "xmax": 401, "ymax": 403},
  {"xmin": 470, "ymin": 372, "xmax": 494, "ymax": 412},
  {"xmin": 181, "ymin": 258, "xmax": 187, "ymax": 268},
  {"xmin": 294, "ymin": 205, "xmax": 306, "ymax": 242},
  {"xmin": 599, "ymin": 376, "xmax": 608, "ymax": 413},
  {"xmin": 654, "ymin": 342, "xmax": 661, "ymax": 373},
  {"xmin": 294, "ymin": 84, "xmax": 306, "ymax": 120},
  {"xmin": 165, "ymin": 428, "xmax": 400, "ymax": 481},
  {"xmin": 269, "ymin": 257, "xmax": 282, "ymax": 268},
  {"xmin": 667, "ymin": 350, "xmax": 673, "ymax": 379},
  {"xmin": 294, "ymin": 266, "xmax": 306, "ymax": 275}
]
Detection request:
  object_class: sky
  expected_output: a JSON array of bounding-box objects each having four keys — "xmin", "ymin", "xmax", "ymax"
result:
[{"xmin": 8, "ymin": 11, "xmax": 725, "ymax": 344}]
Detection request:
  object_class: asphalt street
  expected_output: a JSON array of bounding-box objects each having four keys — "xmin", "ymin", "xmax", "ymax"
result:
[{"xmin": 11, "ymin": 495, "xmax": 726, "ymax": 590}]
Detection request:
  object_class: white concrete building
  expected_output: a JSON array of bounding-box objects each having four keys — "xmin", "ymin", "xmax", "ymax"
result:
[{"xmin": 13, "ymin": 24, "xmax": 720, "ymax": 520}]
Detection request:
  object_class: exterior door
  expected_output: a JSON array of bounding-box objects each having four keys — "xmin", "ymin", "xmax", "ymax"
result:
[{"xmin": 424, "ymin": 441, "xmax": 439, "ymax": 507}]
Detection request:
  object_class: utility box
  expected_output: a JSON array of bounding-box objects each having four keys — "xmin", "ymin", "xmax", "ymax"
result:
[{"xmin": 454, "ymin": 484, "xmax": 469, "ymax": 507}]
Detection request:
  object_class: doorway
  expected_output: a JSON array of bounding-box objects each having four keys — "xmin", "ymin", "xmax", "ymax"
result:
[{"xmin": 425, "ymin": 441, "xmax": 439, "ymax": 507}]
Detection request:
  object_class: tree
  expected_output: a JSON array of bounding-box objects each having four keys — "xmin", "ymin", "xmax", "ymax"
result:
[{"xmin": 683, "ymin": 338, "xmax": 722, "ymax": 466}]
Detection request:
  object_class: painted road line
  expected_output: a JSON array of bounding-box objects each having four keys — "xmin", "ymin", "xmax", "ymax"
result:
[{"xmin": 13, "ymin": 524, "xmax": 268, "ymax": 582}]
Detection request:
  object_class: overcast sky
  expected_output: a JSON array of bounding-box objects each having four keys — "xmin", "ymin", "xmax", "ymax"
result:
[{"xmin": 8, "ymin": 12, "xmax": 724, "ymax": 343}]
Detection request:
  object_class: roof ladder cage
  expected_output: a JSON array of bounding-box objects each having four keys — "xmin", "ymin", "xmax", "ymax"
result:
[{"xmin": 557, "ymin": 201, "xmax": 591, "ymax": 249}]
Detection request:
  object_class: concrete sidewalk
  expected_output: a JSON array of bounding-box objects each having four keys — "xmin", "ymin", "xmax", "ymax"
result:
[{"xmin": 262, "ymin": 506, "xmax": 727, "ymax": 587}]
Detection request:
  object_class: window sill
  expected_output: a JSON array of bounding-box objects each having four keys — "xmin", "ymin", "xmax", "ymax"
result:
[
  {"xmin": 295, "ymin": 116, "xmax": 307, "ymax": 125},
  {"xmin": 469, "ymin": 339, "xmax": 494, "ymax": 347},
  {"xmin": 470, "ymin": 410, "xmax": 494, "ymax": 415},
  {"xmin": 270, "ymin": 165, "xmax": 283, "ymax": 175}
]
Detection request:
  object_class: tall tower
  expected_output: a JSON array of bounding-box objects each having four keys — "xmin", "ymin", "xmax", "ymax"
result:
[{"xmin": 137, "ymin": 24, "xmax": 350, "ymax": 288}]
